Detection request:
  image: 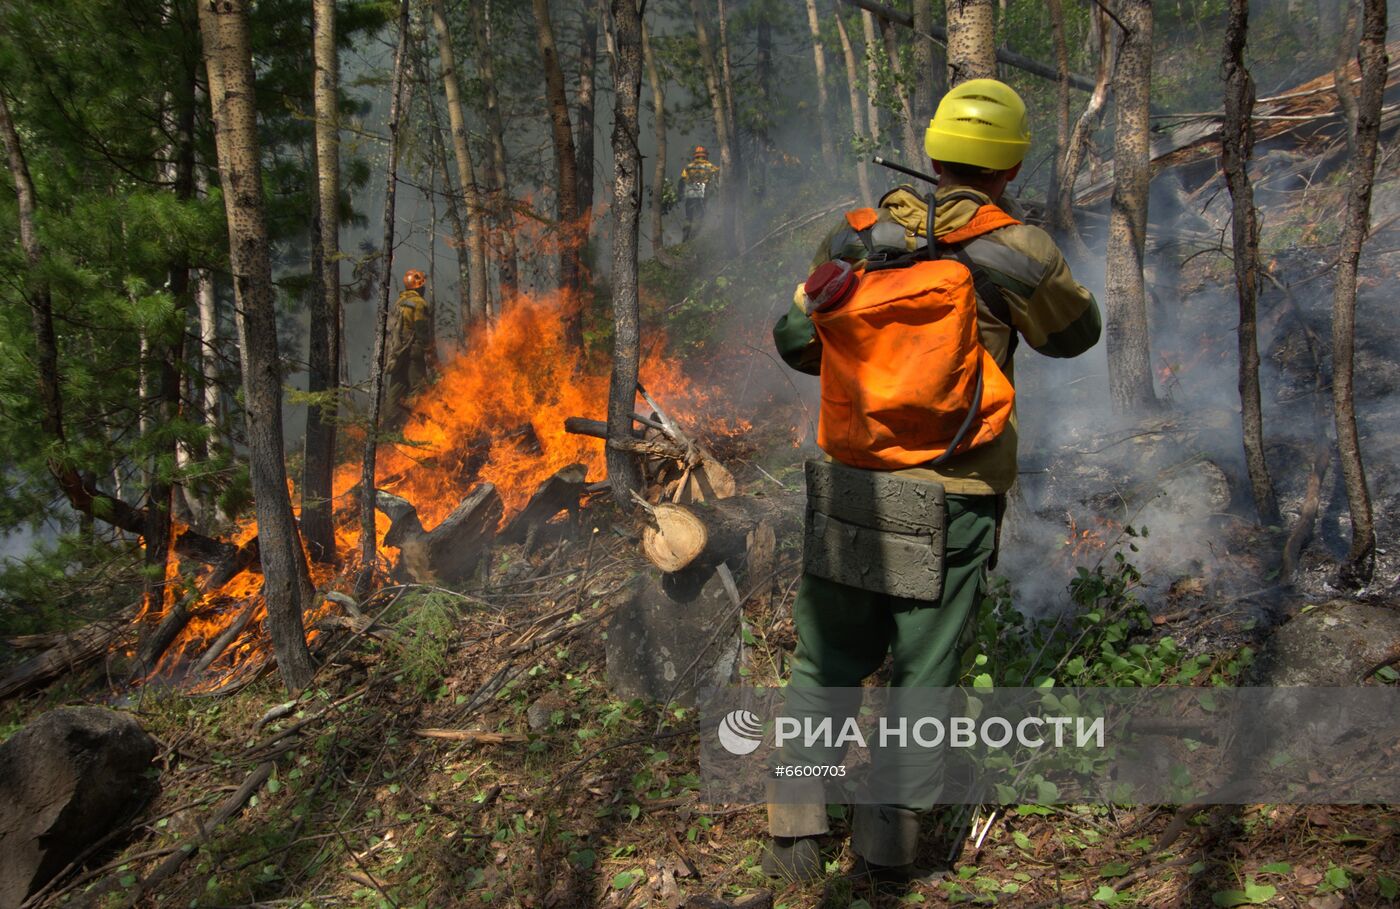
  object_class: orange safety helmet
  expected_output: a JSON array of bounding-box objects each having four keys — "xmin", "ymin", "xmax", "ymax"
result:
[
  {"xmin": 693, "ymin": 145, "xmax": 708, "ymax": 158},
  {"xmin": 403, "ymin": 268, "xmax": 426, "ymax": 290}
]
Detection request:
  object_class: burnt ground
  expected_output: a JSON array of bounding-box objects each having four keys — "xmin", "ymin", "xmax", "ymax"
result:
[{"xmin": 8, "ymin": 130, "xmax": 1400, "ymax": 909}]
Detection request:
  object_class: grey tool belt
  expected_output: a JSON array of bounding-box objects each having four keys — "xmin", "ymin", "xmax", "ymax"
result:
[{"xmin": 802, "ymin": 459, "xmax": 947, "ymax": 600}]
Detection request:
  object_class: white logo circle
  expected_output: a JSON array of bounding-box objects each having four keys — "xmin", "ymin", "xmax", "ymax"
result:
[{"xmin": 717, "ymin": 709, "xmax": 765, "ymax": 755}]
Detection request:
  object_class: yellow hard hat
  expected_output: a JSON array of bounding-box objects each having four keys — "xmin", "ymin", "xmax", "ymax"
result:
[{"xmin": 924, "ymin": 79, "xmax": 1030, "ymax": 172}]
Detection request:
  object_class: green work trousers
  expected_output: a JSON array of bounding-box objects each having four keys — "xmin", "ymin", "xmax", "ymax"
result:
[{"xmin": 772, "ymin": 493, "xmax": 998, "ymax": 828}]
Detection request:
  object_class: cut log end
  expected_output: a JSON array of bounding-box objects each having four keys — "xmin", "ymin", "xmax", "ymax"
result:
[{"xmin": 641, "ymin": 503, "xmax": 709, "ymax": 572}]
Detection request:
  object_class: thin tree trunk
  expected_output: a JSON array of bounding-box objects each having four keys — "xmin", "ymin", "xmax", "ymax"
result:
[
  {"xmin": 836, "ymin": 10, "xmax": 874, "ymax": 204},
  {"xmin": 1222, "ymin": 0, "xmax": 1280, "ymax": 527},
  {"xmin": 753, "ymin": 10, "xmax": 774, "ymax": 196},
  {"xmin": 430, "ymin": 0, "xmax": 490, "ymax": 325},
  {"xmin": 473, "ymin": 0, "xmax": 518, "ymax": 306},
  {"xmin": 146, "ymin": 45, "xmax": 196, "ymax": 614},
  {"xmin": 576, "ymin": 0, "xmax": 603, "ymax": 230},
  {"xmin": 303, "ymin": 0, "xmax": 341, "ymax": 563},
  {"xmin": 911, "ymin": 0, "xmax": 939, "ymax": 136},
  {"xmin": 806, "ymin": 0, "xmax": 838, "ymax": 172},
  {"xmin": 608, "ymin": 0, "xmax": 646, "ymax": 506},
  {"xmin": 195, "ymin": 170, "xmax": 222, "ymax": 458},
  {"xmin": 1054, "ymin": 4, "xmax": 1112, "ymax": 257},
  {"xmin": 642, "ymin": 19, "xmax": 668, "ymax": 252},
  {"xmin": 716, "ymin": 0, "xmax": 746, "ymax": 245},
  {"xmin": 1332, "ymin": 0, "xmax": 1387, "ymax": 585},
  {"xmin": 421, "ymin": 35, "xmax": 472, "ymax": 332},
  {"xmin": 358, "ymin": 0, "xmax": 411, "ymax": 593},
  {"xmin": 1335, "ymin": 1, "xmax": 1360, "ymax": 160},
  {"xmin": 1104, "ymin": 0, "xmax": 1157, "ymax": 413},
  {"xmin": 879, "ymin": 14, "xmax": 923, "ymax": 167},
  {"xmin": 861, "ymin": 10, "xmax": 883, "ymax": 147},
  {"xmin": 690, "ymin": 0, "xmax": 739, "ymax": 250},
  {"xmin": 196, "ymin": 0, "xmax": 315, "ymax": 692},
  {"xmin": 946, "ymin": 0, "xmax": 997, "ymax": 86},
  {"xmin": 532, "ymin": 0, "xmax": 582, "ymax": 297},
  {"xmin": 1046, "ymin": 0, "xmax": 1071, "ymax": 229},
  {"xmin": 716, "ymin": 0, "xmax": 740, "ymax": 186}
]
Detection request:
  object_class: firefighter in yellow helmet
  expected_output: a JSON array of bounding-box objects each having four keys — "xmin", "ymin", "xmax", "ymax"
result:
[
  {"xmin": 384, "ymin": 268, "xmax": 434, "ymax": 427},
  {"xmin": 762, "ymin": 79, "xmax": 1101, "ymax": 882},
  {"xmin": 678, "ymin": 145, "xmax": 720, "ymax": 241}
]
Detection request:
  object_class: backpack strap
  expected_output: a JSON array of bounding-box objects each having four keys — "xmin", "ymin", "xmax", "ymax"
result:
[
  {"xmin": 947, "ymin": 245, "xmax": 1020, "ymax": 364},
  {"xmin": 929, "ymin": 192, "xmax": 1023, "ymax": 365}
]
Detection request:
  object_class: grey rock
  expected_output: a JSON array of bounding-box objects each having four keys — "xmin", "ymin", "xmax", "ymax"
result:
[
  {"xmin": 1247, "ymin": 600, "xmax": 1400, "ymax": 686},
  {"xmin": 606, "ymin": 570, "xmax": 740, "ymax": 706},
  {"xmin": 0, "ymin": 706, "xmax": 158, "ymax": 908}
]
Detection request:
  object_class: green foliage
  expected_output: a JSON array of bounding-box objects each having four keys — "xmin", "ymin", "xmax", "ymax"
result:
[
  {"xmin": 0, "ymin": 534, "xmax": 144, "ymax": 637},
  {"xmin": 387, "ymin": 589, "xmax": 458, "ymax": 698}
]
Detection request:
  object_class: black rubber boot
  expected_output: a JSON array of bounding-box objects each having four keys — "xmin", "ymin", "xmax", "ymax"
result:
[{"xmin": 761, "ymin": 835, "xmax": 824, "ymax": 882}]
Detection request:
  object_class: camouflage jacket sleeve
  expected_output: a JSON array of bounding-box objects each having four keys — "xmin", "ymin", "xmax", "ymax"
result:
[{"xmin": 966, "ymin": 224, "xmax": 1102, "ymax": 359}]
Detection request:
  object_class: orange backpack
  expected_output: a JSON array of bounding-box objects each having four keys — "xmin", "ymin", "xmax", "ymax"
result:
[{"xmin": 807, "ymin": 196, "xmax": 1018, "ymax": 471}]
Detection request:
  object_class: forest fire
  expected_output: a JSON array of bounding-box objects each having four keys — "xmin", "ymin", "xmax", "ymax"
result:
[{"xmin": 136, "ymin": 287, "xmax": 743, "ymax": 689}]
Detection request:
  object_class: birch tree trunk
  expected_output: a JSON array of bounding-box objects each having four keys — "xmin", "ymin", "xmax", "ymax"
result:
[
  {"xmin": 416, "ymin": 30, "xmax": 472, "ymax": 332},
  {"xmin": 861, "ymin": 10, "xmax": 883, "ymax": 147},
  {"xmin": 642, "ymin": 19, "xmax": 668, "ymax": 252},
  {"xmin": 607, "ymin": 0, "xmax": 646, "ymax": 506},
  {"xmin": 1332, "ymin": 0, "xmax": 1387, "ymax": 585},
  {"xmin": 430, "ymin": 0, "xmax": 490, "ymax": 324},
  {"xmin": 1104, "ymin": 0, "xmax": 1157, "ymax": 413},
  {"xmin": 358, "ymin": 0, "xmax": 411, "ymax": 593},
  {"xmin": 196, "ymin": 0, "xmax": 315, "ymax": 692},
  {"xmin": 194, "ymin": 170, "xmax": 222, "ymax": 457},
  {"xmin": 303, "ymin": 0, "xmax": 341, "ymax": 563},
  {"xmin": 1222, "ymin": 0, "xmax": 1280, "ymax": 527},
  {"xmin": 836, "ymin": 10, "xmax": 874, "ymax": 204},
  {"xmin": 946, "ymin": 0, "xmax": 997, "ymax": 86},
  {"xmin": 473, "ymin": 0, "xmax": 518, "ymax": 306},
  {"xmin": 805, "ymin": 0, "xmax": 837, "ymax": 172},
  {"xmin": 532, "ymin": 0, "xmax": 582, "ymax": 296}
]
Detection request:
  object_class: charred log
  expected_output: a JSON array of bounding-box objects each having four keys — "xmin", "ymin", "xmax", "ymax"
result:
[
  {"xmin": 0, "ymin": 606, "xmax": 139, "ymax": 701},
  {"xmin": 500, "ymin": 463, "xmax": 587, "ymax": 547},
  {"xmin": 376, "ymin": 484, "xmax": 503, "ymax": 584}
]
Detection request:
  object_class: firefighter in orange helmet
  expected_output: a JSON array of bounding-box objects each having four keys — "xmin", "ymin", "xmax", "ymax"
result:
[
  {"xmin": 678, "ymin": 145, "xmax": 720, "ymax": 241},
  {"xmin": 385, "ymin": 268, "xmax": 434, "ymax": 426}
]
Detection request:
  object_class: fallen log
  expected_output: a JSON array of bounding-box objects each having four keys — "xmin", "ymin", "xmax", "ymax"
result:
[
  {"xmin": 128, "ymin": 537, "xmax": 262, "ymax": 680},
  {"xmin": 188, "ymin": 598, "xmax": 260, "ymax": 678},
  {"xmin": 377, "ymin": 484, "xmax": 503, "ymax": 585},
  {"xmin": 0, "ymin": 605, "xmax": 139, "ymax": 701},
  {"xmin": 563, "ymin": 416, "xmax": 648, "ymax": 442},
  {"xmin": 1073, "ymin": 48, "xmax": 1400, "ymax": 206},
  {"xmin": 500, "ymin": 463, "xmax": 588, "ymax": 547}
]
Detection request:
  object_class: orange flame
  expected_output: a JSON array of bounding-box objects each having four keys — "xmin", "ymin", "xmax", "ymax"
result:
[{"xmin": 141, "ymin": 283, "xmax": 742, "ymax": 687}]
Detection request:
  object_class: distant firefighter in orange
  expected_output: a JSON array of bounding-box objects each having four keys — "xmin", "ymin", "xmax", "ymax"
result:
[{"xmin": 385, "ymin": 268, "xmax": 434, "ymax": 426}]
